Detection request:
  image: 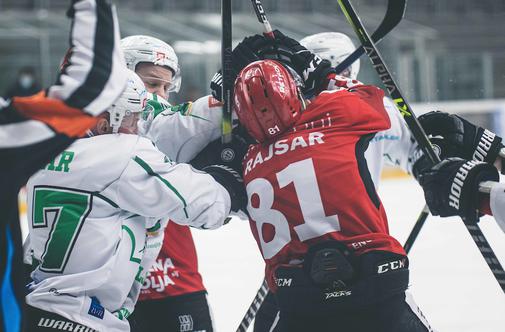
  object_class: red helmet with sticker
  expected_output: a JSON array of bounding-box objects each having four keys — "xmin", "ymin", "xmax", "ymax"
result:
[{"xmin": 233, "ymin": 60, "xmax": 303, "ymax": 143}]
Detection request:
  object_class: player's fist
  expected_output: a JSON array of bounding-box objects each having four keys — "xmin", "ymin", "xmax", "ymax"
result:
[
  {"xmin": 265, "ymin": 30, "xmax": 335, "ymax": 96},
  {"xmin": 210, "ymin": 34, "xmax": 273, "ymax": 102},
  {"xmin": 202, "ymin": 165, "xmax": 247, "ymax": 213},
  {"xmin": 190, "ymin": 128, "xmax": 251, "ymax": 177},
  {"xmin": 418, "ymin": 158, "xmax": 499, "ymax": 219},
  {"xmin": 419, "ymin": 111, "xmax": 503, "ymax": 164}
]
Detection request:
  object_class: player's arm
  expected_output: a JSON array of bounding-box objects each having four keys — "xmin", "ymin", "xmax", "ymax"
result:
[
  {"xmin": 9, "ymin": 0, "xmax": 128, "ymax": 136},
  {"xmin": 47, "ymin": 0, "xmax": 127, "ymax": 115},
  {"xmin": 140, "ymin": 95, "xmax": 223, "ymax": 163},
  {"xmin": 114, "ymin": 137, "xmax": 246, "ymax": 229},
  {"xmin": 487, "ymin": 181, "xmax": 505, "ymax": 233}
]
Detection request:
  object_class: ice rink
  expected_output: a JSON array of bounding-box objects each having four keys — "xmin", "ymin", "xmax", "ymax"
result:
[{"xmin": 192, "ymin": 177, "xmax": 505, "ymax": 332}]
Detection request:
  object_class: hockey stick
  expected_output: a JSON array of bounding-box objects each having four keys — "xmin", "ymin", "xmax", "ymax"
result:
[
  {"xmin": 250, "ymin": 0, "xmax": 275, "ymax": 39},
  {"xmin": 403, "ymin": 205, "xmax": 429, "ymax": 254},
  {"xmin": 221, "ymin": 0, "xmax": 233, "ymax": 143},
  {"xmin": 338, "ymin": 0, "xmax": 505, "ymax": 293},
  {"xmin": 334, "ymin": 0, "xmax": 407, "ymax": 75},
  {"xmin": 233, "ymin": 4, "xmax": 276, "ymax": 332},
  {"xmin": 236, "ymin": 278, "xmax": 269, "ymax": 332}
]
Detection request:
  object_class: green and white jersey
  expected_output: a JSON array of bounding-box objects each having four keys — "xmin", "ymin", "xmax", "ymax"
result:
[
  {"xmin": 25, "ymin": 134, "xmax": 230, "ymax": 331},
  {"xmin": 143, "ymin": 94, "xmax": 223, "ymax": 163}
]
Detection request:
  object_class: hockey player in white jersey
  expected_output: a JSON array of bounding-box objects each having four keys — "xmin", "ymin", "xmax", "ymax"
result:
[
  {"xmin": 24, "ymin": 70, "xmax": 245, "ymax": 332},
  {"xmin": 120, "ymin": 35, "xmax": 227, "ymax": 332}
]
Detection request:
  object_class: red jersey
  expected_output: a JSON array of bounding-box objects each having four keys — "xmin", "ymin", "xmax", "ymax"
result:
[
  {"xmin": 242, "ymin": 85, "xmax": 406, "ymax": 291},
  {"xmin": 139, "ymin": 222, "xmax": 205, "ymax": 299}
]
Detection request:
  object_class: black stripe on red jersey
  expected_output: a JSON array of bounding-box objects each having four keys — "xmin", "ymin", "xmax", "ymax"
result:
[
  {"xmin": 355, "ymin": 133, "xmax": 381, "ymax": 209},
  {"xmin": 65, "ymin": 0, "xmax": 114, "ymax": 110}
]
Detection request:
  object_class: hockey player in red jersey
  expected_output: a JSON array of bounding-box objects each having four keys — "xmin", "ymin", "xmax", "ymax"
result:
[{"xmin": 233, "ymin": 58, "xmax": 434, "ymax": 331}]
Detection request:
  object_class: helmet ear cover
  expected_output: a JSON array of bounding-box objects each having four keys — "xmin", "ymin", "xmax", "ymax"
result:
[
  {"xmin": 107, "ymin": 69, "xmax": 147, "ymax": 134},
  {"xmin": 233, "ymin": 60, "xmax": 302, "ymax": 143}
]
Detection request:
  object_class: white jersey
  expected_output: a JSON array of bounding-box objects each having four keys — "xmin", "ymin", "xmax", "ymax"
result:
[
  {"xmin": 364, "ymin": 97, "xmax": 416, "ymax": 186},
  {"xmin": 143, "ymin": 95, "xmax": 222, "ymax": 162},
  {"xmin": 25, "ymin": 134, "xmax": 230, "ymax": 331},
  {"xmin": 490, "ymin": 181, "xmax": 505, "ymax": 233}
]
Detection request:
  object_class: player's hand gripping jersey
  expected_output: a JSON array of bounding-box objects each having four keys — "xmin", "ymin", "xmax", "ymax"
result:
[
  {"xmin": 242, "ymin": 85, "xmax": 406, "ymax": 291},
  {"xmin": 25, "ymin": 134, "xmax": 231, "ymax": 332}
]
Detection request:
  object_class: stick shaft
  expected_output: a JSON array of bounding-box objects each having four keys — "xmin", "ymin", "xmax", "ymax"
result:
[{"xmin": 221, "ymin": 0, "xmax": 233, "ymax": 143}]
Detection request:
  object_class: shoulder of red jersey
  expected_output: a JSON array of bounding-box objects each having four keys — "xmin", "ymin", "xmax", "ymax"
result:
[{"xmin": 301, "ymin": 85, "xmax": 390, "ymax": 133}]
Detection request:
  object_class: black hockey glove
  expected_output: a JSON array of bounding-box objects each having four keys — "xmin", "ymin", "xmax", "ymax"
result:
[
  {"xmin": 418, "ymin": 158, "xmax": 499, "ymax": 219},
  {"xmin": 210, "ymin": 71, "xmax": 224, "ymax": 103},
  {"xmin": 264, "ymin": 30, "xmax": 335, "ymax": 97},
  {"xmin": 413, "ymin": 111, "xmax": 503, "ymax": 178},
  {"xmin": 190, "ymin": 127, "xmax": 253, "ymax": 177},
  {"xmin": 210, "ymin": 34, "xmax": 272, "ymax": 101},
  {"xmin": 202, "ymin": 165, "xmax": 247, "ymax": 213},
  {"xmin": 210, "ymin": 30, "xmax": 335, "ymax": 100}
]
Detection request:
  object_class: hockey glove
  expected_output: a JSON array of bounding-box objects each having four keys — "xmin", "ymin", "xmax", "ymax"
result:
[
  {"xmin": 418, "ymin": 157, "xmax": 499, "ymax": 218},
  {"xmin": 210, "ymin": 34, "xmax": 272, "ymax": 101},
  {"xmin": 264, "ymin": 30, "xmax": 335, "ymax": 97},
  {"xmin": 422, "ymin": 111, "xmax": 503, "ymax": 162},
  {"xmin": 210, "ymin": 71, "xmax": 224, "ymax": 103},
  {"xmin": 210, "ymin": 30, "xmax": 335, "ymax": 100},
  {"xmin": 202, "ymin": 165, "xmax": 247, "ymax": 213},
  {"xmin": 413, "ymin": 111, "xmax": 503, "ymax": 178},
  {"xmin": 190, "ymin": 127, "xmax": 252, "ymax": 176}
]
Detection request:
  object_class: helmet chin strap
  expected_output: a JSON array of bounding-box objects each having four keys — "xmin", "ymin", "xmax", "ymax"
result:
[{"xmin": 297, "ymin": 87, "xmax": 308, "ymax": 111}]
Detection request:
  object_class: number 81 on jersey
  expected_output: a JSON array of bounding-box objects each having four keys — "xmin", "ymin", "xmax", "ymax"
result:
[{"xmin": 246, "ymin": 158, "xmax": 340, "ymax": 259}]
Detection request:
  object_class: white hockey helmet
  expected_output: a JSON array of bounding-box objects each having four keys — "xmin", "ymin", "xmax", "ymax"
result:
[
  {"xmin": 121, "ymin": 35, "xmax": 181, "ymax": 93},
  {"xmin": 300, "ymin": 32, "xmax": 360, "ymax": 80},
  {"xmin": 107, "ymin": 69, "xmax": 147, "ymax": 134}
]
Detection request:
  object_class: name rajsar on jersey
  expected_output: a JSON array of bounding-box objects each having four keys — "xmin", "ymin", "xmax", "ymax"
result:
[{"xmin": 244, "ymin": 131, "xmax": 325, "ymax": 175}]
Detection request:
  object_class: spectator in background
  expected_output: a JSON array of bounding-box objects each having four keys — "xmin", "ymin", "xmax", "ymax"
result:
[{"xmin": 4, "ymin": 66, "xmax": 41, "ymax": 99}]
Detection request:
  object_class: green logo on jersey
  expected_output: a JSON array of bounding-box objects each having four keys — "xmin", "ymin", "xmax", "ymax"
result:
[{"xmin": 46, "ymin": 150, "xmax": 74, "ymax": 172}]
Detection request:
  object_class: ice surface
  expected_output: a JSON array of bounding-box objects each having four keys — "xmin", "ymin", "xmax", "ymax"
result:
[{"xmin": 192, "ymin": 177, "xmax": 505, "ymax": 332}]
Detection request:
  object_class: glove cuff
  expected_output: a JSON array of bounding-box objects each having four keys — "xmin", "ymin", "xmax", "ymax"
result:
[{"xmin": 203, "ymin": 165, "xmax": 246, "ymax": 213}]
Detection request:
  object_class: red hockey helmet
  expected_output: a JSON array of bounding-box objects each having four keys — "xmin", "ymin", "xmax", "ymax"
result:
[{"xmin": 233, "ymin": 60, "xmax": 303, "ymax": 143}]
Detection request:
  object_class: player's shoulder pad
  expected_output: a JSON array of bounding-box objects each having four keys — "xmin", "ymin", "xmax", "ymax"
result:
[{"xmin": 188, "ymin": 94, "xmax": 222, "ymax": 120}]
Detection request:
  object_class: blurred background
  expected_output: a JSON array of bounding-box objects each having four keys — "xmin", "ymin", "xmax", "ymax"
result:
[
  {"xmin": 7, "ymin": 1, "xmax": 505, "ymax": 331},
  {"xmin": 1, "ymin": 0, "xmax": 505, "ymax": 133}
]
